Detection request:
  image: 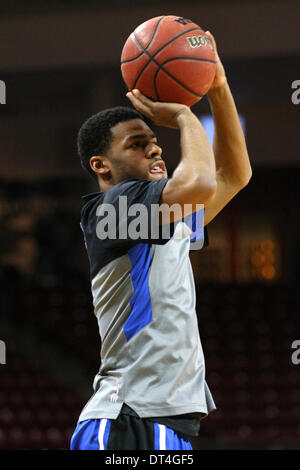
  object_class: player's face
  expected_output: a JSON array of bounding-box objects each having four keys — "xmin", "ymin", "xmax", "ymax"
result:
[{"xmin": 107, "ymin": 119, "xmax": 168, "ymax": 183}]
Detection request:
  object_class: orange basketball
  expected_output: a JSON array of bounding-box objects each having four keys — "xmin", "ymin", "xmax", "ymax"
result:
[{"xmin": 121, "ymin": 15, "xmax": 216, "ymax": 107}]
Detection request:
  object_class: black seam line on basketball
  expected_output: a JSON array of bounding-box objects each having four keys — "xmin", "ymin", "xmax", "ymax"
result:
[
  {"xmin": 132, "ymin": 26, "xmax": 204, "ymax": 90},
  {"xmin": 160, "ymin": 56, "xmax": 217, "ymax": 65},
  {"xmin": 121, "ymin": 16, "xmax": 166, "ymax": 64},
  {"xmin": 153, "ymin": 62, "xmax": 203, "ymax": 99},
  {"xmin": 121, "ymin": 50, "xmax": 144, "ymax": 64}
]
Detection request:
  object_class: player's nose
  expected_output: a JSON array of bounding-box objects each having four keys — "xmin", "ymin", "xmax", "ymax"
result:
[{"xmin": 145, "ymin": 143, "xmax": 162, "ymax": 159}]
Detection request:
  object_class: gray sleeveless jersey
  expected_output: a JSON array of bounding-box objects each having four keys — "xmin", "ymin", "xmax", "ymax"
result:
[{"xmin": 78, "ymin": 178, "xmax": 216, "ymax": 422}]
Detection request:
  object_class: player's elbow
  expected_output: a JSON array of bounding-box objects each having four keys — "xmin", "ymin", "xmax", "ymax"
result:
[
  {"xmin": 244, "ymin": 169, "xmax": 253, "ymax": 186},
  {"xmin": 237, "ymin": 169, "xmax": 253, "ymax": 189}
]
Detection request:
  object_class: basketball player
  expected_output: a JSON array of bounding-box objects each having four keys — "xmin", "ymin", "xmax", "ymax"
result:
[{"xmin": 70, "ymin": 32, "xmax": 252, "ymax": 450}]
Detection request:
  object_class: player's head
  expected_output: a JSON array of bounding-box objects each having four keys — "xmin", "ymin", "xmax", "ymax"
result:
[{"xmin": 77, "ymin": 106, "xmax": 167, "ymax": 191}]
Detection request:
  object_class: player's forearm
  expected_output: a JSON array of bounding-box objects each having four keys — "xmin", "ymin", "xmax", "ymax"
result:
[
  {"xmin": 208, "ymin": 81, "xmax": 252, "ymax": 187},
  {"xmin": 173, "ymin": 109, "xmax": 217, "ymax": 192}
]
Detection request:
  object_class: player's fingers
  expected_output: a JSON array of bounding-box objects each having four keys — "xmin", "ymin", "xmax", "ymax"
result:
[
  {"xmin": 131, "ymin": 89, "xmax": 155, "ymax": 112},
  {"xmin": 126, "ymin": 91, "xmax": 154, "ymax": 118},
  {"xmin": 132, "ymin": 89, "xmax": 153, "ymax": 106},
  {"xmin": 126, "ymin": 91, "xmax": 150, "ymax": 113},
  {"xmin": 205, "ymin": 30, "xmax": 217, "ymax": 53}
]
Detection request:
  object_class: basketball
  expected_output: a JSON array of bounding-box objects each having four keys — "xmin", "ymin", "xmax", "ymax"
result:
[{"xmin": 121, "ymin": 15, "xmax": 217, "ymax": 107}]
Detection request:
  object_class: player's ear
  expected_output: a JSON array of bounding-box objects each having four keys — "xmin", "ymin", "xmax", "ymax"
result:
[{"xmin": 90, "ymin": 155, "xmax": 111, "ymax": 176}]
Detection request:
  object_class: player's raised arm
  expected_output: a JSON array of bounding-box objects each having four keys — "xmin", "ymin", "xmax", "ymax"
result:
[
  {"xmin": 202, "ymin": 31, "xmax": 252, "ymax": 226},
  {"xmin": 126, "ymin": 89, "xmax": 217, "ymax": 213}
]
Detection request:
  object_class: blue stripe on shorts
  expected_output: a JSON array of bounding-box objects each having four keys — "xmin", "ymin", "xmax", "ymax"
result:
[
  {"xmin": 70, "ymin": 419, "xmax": 111, "ymax": 450},
  {"xmin": 154, "ymin": 422, "xmax": 193, "ymax": 450}
]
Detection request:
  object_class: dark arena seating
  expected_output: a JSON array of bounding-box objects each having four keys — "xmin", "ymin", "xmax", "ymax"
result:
[
  {"xmin": 0, "ymin": 346, "xmax": 84, "ymax": 450},
  {"xmin": 195, "ymin": 283, "xmax": 300, "ymax": 450}
]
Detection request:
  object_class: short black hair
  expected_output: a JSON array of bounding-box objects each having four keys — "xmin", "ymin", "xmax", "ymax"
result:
[{"xmin": 77, "ymin": 106, "xmax": 145, "ymax": 182}]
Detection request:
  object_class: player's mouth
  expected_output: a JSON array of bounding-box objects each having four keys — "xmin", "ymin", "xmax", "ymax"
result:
[{"xmin": 149, "ymin": 160, "xmax": 166, "ymax": 174}]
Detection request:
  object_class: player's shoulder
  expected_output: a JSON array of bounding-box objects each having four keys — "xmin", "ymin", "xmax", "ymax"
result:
[
  {"xmin": 81, "ymin": 178, "xmax": 169, "ymax": 216},
  {"xmin": 80, "ymin": 179, "xmax": 137, "ymax": 222},
  {"xmin": 81, "ymin": 191, "xmax": 102, "ymax": 221},
  {"xmin": 106, "ymin": 177, "xmax": 169, "ymax": 196}
]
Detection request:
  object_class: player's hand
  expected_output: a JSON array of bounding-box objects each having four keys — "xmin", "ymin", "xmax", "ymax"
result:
[
  {"xmin": 206, "ymin": 31, "xmax": 227, "ymax": 92},
  {"xmin": 126, "ymin": 89, "xmax": 190, "ymax": 129}
]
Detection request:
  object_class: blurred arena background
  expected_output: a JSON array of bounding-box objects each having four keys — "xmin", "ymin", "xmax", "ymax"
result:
[{"xmin": 0, "ymin": 0, "xmax": 299, "ymax": 450}]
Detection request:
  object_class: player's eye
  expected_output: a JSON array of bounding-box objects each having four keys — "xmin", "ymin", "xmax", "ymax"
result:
[
  {"xmin": 130, "ymin": 140, "xmax": 158, "ymax": 149},
  {"xmin": 131, "ymin": 142, "xmax": 144, "ymax": 148}
]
